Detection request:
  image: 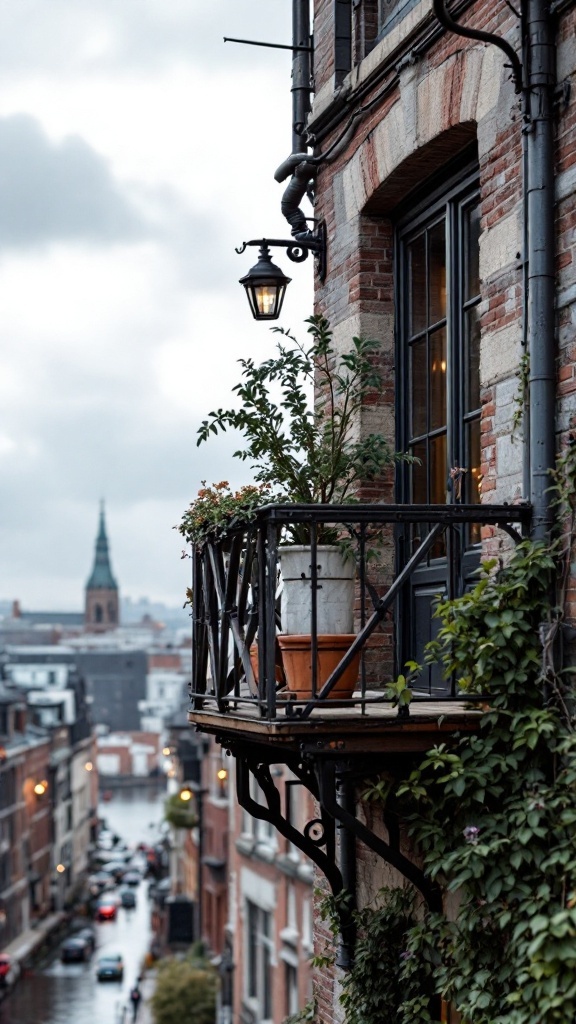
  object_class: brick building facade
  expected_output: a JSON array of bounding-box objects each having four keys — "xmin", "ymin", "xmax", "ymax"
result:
[
  {"xmin": 188, "ymin": 2, "xmax": 576, "ymax": 1022},
  {"xmin": 305, "ymin": 1, "xmax": 576, "ymax": 1021}
]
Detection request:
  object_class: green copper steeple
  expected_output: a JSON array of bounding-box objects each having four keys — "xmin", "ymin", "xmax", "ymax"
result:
[{"xmin": 86, "ymin": 502, "xmax": 118, "ymax": 591}]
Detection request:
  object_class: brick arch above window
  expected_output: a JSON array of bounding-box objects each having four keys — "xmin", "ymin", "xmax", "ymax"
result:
[
  {"xmin": 363, "ymin": 124, "xmax": 477, "ymax": 215},
  {"xmin": 332, "ymin": 39, "xmax": 511, "ymax": 221}
]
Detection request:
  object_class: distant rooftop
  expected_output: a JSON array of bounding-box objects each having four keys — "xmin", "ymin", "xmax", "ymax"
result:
[{"xmin": 17, "ymin": 612, "xmax": 84, "ymax": 626}]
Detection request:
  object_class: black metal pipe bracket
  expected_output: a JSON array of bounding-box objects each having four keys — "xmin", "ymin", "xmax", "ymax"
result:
[{"xmin": 432, "ymin": 0, "xmax": 523, "ymax": 92}]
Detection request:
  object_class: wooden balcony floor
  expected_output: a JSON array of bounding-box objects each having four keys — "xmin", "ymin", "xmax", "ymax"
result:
[{"xmin": 188, "ymin": 696, "xmax": 483, "ymax": 755}]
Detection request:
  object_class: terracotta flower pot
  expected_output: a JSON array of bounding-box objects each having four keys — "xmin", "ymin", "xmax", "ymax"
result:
[
  {"xmin": 277, "ymin": 634, "xmax": 360, "ymax": 700},
  {"xmin": 249, "ymin": 643, "xmax": 285, "ymax": 686}
]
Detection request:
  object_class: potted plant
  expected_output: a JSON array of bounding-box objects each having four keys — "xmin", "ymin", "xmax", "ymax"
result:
[
  {"xmin": 187, "ymin": 315, "xmax": 401, "ymax": 699},
  {"xmin": 178, "ymin": 479, "xmax": 275, "ymax": 552}
]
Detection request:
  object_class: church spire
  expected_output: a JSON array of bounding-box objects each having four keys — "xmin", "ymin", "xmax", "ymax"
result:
[
  {"xmin": 86, "ymin": 502, "xmax": 118, "ymax": 590},
  {"xmin": 85, "ymin": 502, "xmax": 119, "ymax": 632}
]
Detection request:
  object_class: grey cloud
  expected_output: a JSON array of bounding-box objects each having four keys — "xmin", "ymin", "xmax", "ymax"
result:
[
  {"xmin": 0, "ymin": 112, "xmax": 237, "ymax": 282},
  {"xmin": 0, "ymin": 367, "xmax": 244, "ymax": 514},
  {"xmin": 0, "ymin": 114, "xmax": 147, "ymax": 247},
  {"xmin": 0, "ymin": 1, "xmax": 291, "ymax": 76}
]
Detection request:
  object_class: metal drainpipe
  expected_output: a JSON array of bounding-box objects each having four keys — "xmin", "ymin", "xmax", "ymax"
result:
[
  {"xmin": 525, "ymin": 0, "xmax": 556, "ymax": 541},
  {"xmin": 292, "ymin": 0, "xmax": 312, "ymax": 153},
  {"xmin": 335, "ymin": 772, "xmax": 356, "ymax": 969}
]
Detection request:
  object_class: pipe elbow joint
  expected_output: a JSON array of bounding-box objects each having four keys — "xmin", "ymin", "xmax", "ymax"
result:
[{"xmin": 274, "ymin": 152, "xmax": 314, "ymax": 183}]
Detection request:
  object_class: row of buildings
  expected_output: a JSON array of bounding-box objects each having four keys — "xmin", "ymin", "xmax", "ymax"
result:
[
  {"xmin": 162, "ymin": 730, "xmax": 316, "ymax": 1024},
  {"xmin": 0, "ymin": 507, "xmax": 192, "ymax": 953},
  {"xmin": 0, "ymin": 662, "xmax": 94, "ymax": 943}
]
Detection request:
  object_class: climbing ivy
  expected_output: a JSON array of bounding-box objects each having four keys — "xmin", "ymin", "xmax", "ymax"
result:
[
  {"xmin": 296, "ymin": 444, "xmax": 576, "ymax": 1024},
  {"xmin": 339, "ymin": 887, "xmax": 438, "ymax": 1024},
  {"xmin": 395, "ymin": 538, "xmax": 576, "ymax": 1024},
  {"xmin": 511, "ymin": 350, "xmax": 530, "ymax": 444},
  {"xmin": 283, "ymin": 999, "xmax": 317, "ymax": 1023}
]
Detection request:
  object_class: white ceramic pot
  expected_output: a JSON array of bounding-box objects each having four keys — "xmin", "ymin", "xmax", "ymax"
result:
[{"xmin": 279, "ymin": 545, "xmax": 355, "ymax": 635}]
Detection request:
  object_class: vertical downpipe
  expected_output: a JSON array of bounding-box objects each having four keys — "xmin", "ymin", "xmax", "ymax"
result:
[
  {"xmin": 526, "ymin": 0, "xmax": 556, "ymax": 540},
  {"xmin": 335, "ymin": 772, "xmax": 356, "ymax": 968},
  {"xmin": 292, "ymin": 0, "xmax": 312, "ymax": 153}
]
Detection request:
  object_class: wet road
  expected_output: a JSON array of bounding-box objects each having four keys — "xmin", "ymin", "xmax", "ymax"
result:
[{"xmin": 0, "ymin": 787, "xmax": 165, "ymax": 1024}]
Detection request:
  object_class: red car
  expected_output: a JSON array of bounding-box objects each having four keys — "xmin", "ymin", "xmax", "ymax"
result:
[
  {"xmin": 0, "ymin": 956, "xmax": 11, "ymax": 984},
  {"xmin": 95, "ymin": 897, "xmax": 118, "ymax": 921}
]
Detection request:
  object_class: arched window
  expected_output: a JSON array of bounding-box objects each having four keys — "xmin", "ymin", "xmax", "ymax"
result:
[{"xmin": 396, "ymin": 160, "xmax": 481, "ymax": 694}]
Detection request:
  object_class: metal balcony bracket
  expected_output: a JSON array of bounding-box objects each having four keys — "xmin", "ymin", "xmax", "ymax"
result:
[
  {"xmin": 234, "ymin": 746, "xmax": 358, "ymax": 964},
  {"xmin": 317, "ymin": 760, "xmax": 442, "ymax": 914},
  {"xmin": 500, "ymin": 522, "xmax": 525, "ymax": 545},
  {"xmin": 235, "ymin": 751, "xmax": 343, "ymax": 895}
]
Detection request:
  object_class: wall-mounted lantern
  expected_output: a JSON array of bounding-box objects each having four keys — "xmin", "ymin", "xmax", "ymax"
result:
[
  {"xmin": 237, "ymin": 223, "xmax": 326, "ymax": 321},
  {"xmin": 34, "ymin": 780, "xmax": 48, "ymax": 796},
  {"xmin": 239, "ymin": 244, "xmax": 292, "ymax": 321}
]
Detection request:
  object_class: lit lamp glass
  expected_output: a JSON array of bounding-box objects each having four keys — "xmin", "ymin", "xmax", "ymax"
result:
[
  {"xmin": 179, "ymin": 786, "xmax": 193, "ymax": 802},
  {"xmin": 34, "ymin": 781, "xmax": 48, "ymax": 796},
  {"xmin": 56, "ymin": 863, "xmax": 66, "ymax": 874},
  {"xmin": 239, "ymin": 244, "xmax": 291, "ymax": 321},
  {"xmin": 217, "ymin": 769, "xmax": 228, "ymax": 782},
  {"xmin": 84, "ymin": 761, "xmax": 93, "ymax": 772}
]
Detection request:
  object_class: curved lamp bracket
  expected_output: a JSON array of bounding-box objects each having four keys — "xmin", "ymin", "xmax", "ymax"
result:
[{"xmin": 236, "ymin": 222, "xmax": 327, "ymax": 281}]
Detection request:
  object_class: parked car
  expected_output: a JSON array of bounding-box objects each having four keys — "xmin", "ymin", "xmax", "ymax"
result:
[
  {"xmin": 97, "ymin": 830, "xmax": 115, "ymax": 851},
  {"xmin": 101, "ymin": 861, "xmax": 128, "ymax": 883},
  {"xmin": 60, "ymin": 937, "xmax": 89, "ymax": 963},
  {"xmin": 123, "ymin": 870, "xmax": 141, "ymax": 887},
  {"xmin": 95, "ymin": 895, "xmax": 118, "ymax": 921},
  {"xmin": 119, "ymin": 888, "xmax": 136, "ymax": 908},
  {"xmin": 87, "ymin": 871, "xmax": 115, "ymax": 896},
  {"xmin": 96, "ymin": 954, "xmax": 124, "ymax": 981},
  {"xmin": 76, "ymin": 926, "xmax": 96, "ymax": 954},
  {"xmin": 0, "ymin": 955, "xmax": 16, "ymax": 987}
]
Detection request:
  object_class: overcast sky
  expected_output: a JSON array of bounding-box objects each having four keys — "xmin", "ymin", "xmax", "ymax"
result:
[{"xmin": 0, "ymin": 0, "xmax": 313, "ymax": 612}]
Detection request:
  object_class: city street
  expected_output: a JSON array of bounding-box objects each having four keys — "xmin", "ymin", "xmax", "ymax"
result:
[{"xmin": 0, "ymin": 788, "xmax": 164, "ymax": 1024}]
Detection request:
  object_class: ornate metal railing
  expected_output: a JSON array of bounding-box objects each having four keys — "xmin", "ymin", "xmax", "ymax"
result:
[{"xmin": 190, "ymin": 503, "xmax": 531, "ymax": 722}]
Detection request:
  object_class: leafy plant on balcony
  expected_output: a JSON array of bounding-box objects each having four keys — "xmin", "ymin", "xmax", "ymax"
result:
[
  {"xmin": 178, "ymin": 480, "xmax": 276, "ymax": 549},
  {"xmin": 194, "ymin": 314, "xmax": 400, "ymax": 542}
]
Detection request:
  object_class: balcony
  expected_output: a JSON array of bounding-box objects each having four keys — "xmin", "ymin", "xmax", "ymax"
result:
[{"xmin": 188, "ymin": 502, "xmax": 530, "ymax": 757}]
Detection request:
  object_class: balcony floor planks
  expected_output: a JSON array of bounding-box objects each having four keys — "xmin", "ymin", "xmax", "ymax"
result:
[{"xmin": 188, "ymin": 698, "xmax": 483, "ymax": 754}]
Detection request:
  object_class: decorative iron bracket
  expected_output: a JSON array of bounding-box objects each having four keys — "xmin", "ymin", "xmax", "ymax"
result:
[
  {"xmin": 232, "ymin": 744, "xmax": 356, "ymax": 965},
  {"xmin": 229, "ymin": 739, "xmax": 443, "ymax": 964},
  {"xmin": 235, "ymin": 223, "xmax": 327, "ymax": 281},
  {"xmin": 316, "ymin": 759, "xmax": 443, "ymax": 914}
]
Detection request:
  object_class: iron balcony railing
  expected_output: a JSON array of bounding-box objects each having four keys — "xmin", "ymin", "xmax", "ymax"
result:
[{"xmin": 190, "ymin": 503, "xmax": 531, "ymax": 722}]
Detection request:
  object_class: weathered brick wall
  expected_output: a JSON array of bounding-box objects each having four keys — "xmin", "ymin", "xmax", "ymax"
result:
[{"xmin": 307, "ymin": 1, "xmax": 576, "ymax": 1020}]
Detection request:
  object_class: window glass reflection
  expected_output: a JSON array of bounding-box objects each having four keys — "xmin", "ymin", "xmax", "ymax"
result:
[
  {"xmin": 410, "ymin": 339, "xmax": 427, "ymax": 437},
  {"xmin": 430, "ymin": 328, "xmax": 447, "ymax": 431},
  {"xmin": 465, "ymin": 203, "xmax": 481, "ymax": 301},
  {"xmin": 465, "ymin": 306, "xmax": 481, "ymax": 413},
  {"xmin": 408, "ymin": 233, "xmax": 426, "ymax": 336},
  {"xmin": 430, "ymin": 433, "xmax": 447, "ymax": 505},
  {"xmin": 428, "ymin": 220, "xmax": 446, "ymax": 326}
]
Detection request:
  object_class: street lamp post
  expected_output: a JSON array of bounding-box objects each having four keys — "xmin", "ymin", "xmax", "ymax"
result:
[{"xmin": 179, "ymin": 782, "xmax": 206, "ymax": 945}]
